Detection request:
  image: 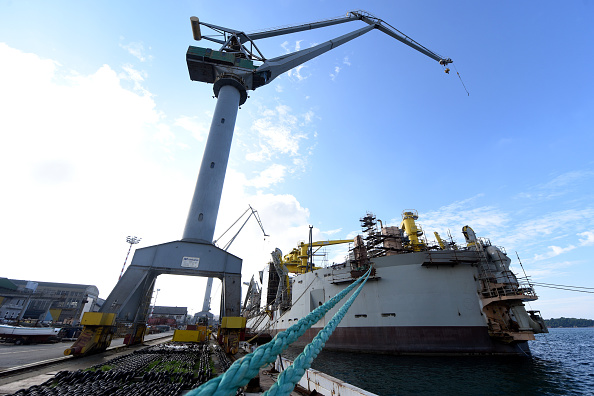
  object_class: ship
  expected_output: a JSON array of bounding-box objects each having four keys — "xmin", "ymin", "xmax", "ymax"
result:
[{"xmin": 243, "ymin": 210, "xmax": 548, "ymax": 355}]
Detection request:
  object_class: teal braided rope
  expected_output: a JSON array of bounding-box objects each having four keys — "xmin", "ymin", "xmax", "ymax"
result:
[
  {"xmin": 263, "ymin": 267, "xmax": 371, "ymax": 396},
  {"xmin": 186, "ymin": 268, "xmax": 371, "ymax": 396}
]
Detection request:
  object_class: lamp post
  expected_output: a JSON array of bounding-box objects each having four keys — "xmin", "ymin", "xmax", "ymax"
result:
[{"xmin": 120, "ymin": 236, "xmax": 141, "ymax": 280}]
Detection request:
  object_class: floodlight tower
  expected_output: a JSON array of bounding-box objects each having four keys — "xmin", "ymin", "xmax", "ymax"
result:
[
  {"xmin": 183, "ymin": 10, "xmax": 452, "ymax": 245},
  {"xmin": 120, "ymin": 236, "xmax": 141, "ymax": 280}
]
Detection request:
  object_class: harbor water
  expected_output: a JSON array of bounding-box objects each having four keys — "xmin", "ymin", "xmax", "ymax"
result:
[{"xmin": 282, "ymin": 328, "xmax": 594, "ymax": 395}]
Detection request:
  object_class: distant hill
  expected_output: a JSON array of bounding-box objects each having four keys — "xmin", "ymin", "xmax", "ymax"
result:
[{"xmin": 545, "ymin": 317, "xmax": 594, "ymax": 328}]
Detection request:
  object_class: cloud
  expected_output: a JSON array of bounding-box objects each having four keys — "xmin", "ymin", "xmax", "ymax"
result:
[
  {"xmin": 330, "ymin": 66, "xmax": 341, "ymax": 81},
  {"xmin": 0, "ymin": 43, "xmax": 186, "ymax": 300},
  {"xmin": 244, "ymin": 164, "xmax": 287, "ymax": 188},
  {"xmin": 120, "ymin": 64, "xmax": 149, "ymax": 94},
  {"xmin": 517, "ymin": 169, "xmax": 594, "ymax": 200},
  {"xmin": 281, "ymin": 41, "xmax": 290, "ymax": 53},
  {"xmin": 527, "ymin": 260, "xmax": 577, "ymax": 279},
  {"xmin": 288, "ymin": 64, "xmax": 308, "ymax": 81},
  {"xmin": 533, "ymin": 230, "xmax": 594, "ymax": 261},
  {"xmin": 175, "ymin": 115, "xmax": 209, "ymax": 141},
  {"xmin": 409, "ymin": 188, "xmax": 594, "ymax": 271},
  {"xmin": 245, "ymin": 104, "xmax": 311, "ymax": 166},
  {"xmin": 330, "ymin": 56, "xmax": 351, "ymax": 81},
  {"xmin": 416, "ymin": 195, "xmax": 508, "ymax": 240},
  {"xmin": 533, "ymin": 245, "xmax": 577, "ymax": 261},
  {"xmin": 281, "ymin": 40, "xmax": 303, "ymax": 54},
  {"xmin": 119, "ymin": 41, "xmax": 152, "ymax": 62},
  {"xmin": 578, "ymin": 231, "xmax": 594, "ymax": 246},
  {"xmin": 512, "ymin": 208, "xmax": 594, "ymax": 248},
  {"xmin": 303, "ymin": 111, "xmax": 314, "ymax": 123},
  {"xmin": 321, "ymin": 228, "xmax": 343, "ymax": 236}
]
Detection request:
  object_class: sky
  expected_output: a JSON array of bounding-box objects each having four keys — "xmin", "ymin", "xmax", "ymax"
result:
[{"xmin": 1, "ymin": 1, "xmax": 593, "ymax": 320}]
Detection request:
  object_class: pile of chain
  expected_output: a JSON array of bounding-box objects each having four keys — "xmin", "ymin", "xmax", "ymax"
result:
[
  {"xmin": 9, "ymin": 343, "xmax": 214, "ymax": 396},
  {"xmin": 211, "ymin": 345, "xmax": 232, "ymax": 373}
]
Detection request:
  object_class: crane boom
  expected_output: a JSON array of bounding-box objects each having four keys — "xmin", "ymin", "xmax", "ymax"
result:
[
  {"xmin": 187, "ymin": 10, "xmax": 453, "ymax": 100},
  {"xmin": 256, "ymin": 24, "xmax": 374, "ymax": 84},
  {"xmin": 280, "ymin": 238, "xmax": 353, "ymax": 274},
  {"xmin": 309, "ymin": 239, "xmax": 353, "ymax": 247},
  {"xmin": 243, "ymin": 15, "xmax": 356, "ymax": 42}
]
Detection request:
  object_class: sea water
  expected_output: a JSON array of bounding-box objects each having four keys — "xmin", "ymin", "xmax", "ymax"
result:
[{"xmin": 283, "ymin": 328, "xmax": 594, "ymax": 395}]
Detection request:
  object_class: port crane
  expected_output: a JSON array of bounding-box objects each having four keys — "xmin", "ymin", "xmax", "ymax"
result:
[
  {"xmin": 197, "ymin": 205, "xmax": 268, "ymax": 325},
  {"xmin": 66, "ymin": 10, "xmax": 451, "ymax": 357}
]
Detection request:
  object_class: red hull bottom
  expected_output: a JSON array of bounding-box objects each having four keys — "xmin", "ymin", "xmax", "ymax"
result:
[{"xmin": 265, "ymin": 326, "xmax": 529, "ymax": 355}]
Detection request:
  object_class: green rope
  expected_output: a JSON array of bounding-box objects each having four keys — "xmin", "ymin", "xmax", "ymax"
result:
[
  {"xmin": 186, "ymin": 267, "xmax": 371, "ymax": 396},
  {"xmin": 263, "ymin": 267, "xmax": 371, "ymax": 395}
]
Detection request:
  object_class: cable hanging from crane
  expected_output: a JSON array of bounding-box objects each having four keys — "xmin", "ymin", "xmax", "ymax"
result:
[{"xmin": 454, "ymin": 63, "xmax": 469, "ymax": 96}]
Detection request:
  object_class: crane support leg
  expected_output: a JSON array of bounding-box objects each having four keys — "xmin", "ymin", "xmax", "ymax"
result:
[{"xmin": 64, "ymin": 313, "xmax": 116, "ymax": 356}]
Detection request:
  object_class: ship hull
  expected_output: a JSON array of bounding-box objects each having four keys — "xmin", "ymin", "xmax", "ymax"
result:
[{"xmin": 249, "ymin": 250, "xmax": 536, "ymax": 356}]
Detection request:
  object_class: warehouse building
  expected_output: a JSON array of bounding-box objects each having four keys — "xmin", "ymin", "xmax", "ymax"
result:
[{"xmin": 0, "ymin": 278, "xmax": 99, "ymax": 324}]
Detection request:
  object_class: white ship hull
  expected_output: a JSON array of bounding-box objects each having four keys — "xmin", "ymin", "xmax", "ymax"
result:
[{"xmin": 248, "ymin": 248, "xmax": 543, "ymax": 355}]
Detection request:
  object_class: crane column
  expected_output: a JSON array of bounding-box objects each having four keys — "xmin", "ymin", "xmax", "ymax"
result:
[{"xmin": 183, "ymin": 82, "xmax": 244, "ymax": 243}]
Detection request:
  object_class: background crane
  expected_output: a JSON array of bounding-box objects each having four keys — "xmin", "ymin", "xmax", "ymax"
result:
[{"xmin": 196, "ymin": 205, "xmax": 268, "ymax": 325}]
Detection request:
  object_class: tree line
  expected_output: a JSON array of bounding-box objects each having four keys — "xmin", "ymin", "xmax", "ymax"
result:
[{"xmin": 545, "ymin": 317, "xmax": 594, "ymax": 328}]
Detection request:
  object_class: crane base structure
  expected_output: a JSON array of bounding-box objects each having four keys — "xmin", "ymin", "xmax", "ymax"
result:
[{"xmin": 64, "ymin": 241, "xmax": 242, "ymax": 357}]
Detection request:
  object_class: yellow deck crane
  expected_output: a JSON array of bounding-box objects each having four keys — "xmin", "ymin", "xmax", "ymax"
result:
[{"xmin": 282, "ymin": 239, "xmax": 353, "ymax": 274}]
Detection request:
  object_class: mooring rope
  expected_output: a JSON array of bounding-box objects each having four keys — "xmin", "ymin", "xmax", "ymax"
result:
[
  {"xmin": 263, "ymin": 267, "xmax": 371, "ymax": 395},
  {"xmin": 186, "ymin": 267, "xmax": 372, "ymax": 396},
  {"xmin": 246, "ymin": 276, "xmax": 317, "ymax": 344}
]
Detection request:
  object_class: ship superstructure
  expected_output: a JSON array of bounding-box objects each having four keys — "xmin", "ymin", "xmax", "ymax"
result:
[{"xmin": 245, "ymin": 210, "xmax": 547, "ymax": 355}]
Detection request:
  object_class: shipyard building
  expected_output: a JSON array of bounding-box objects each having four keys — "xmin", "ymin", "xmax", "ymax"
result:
[
  {"xmin": 147, "ymin": 306, "xmax": 188, "ymax": 327},
  {"xmin": 0, "ymin": 278, "xmax": 99, "ymax": 324}
]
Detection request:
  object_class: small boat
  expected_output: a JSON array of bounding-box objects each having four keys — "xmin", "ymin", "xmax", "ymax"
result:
[{"xmin": 0, "ymin": 324, "xmax": 60, "ymax": 344}]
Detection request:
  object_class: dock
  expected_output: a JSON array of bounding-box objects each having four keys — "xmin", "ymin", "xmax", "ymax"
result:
[{"xmin": 0, "ymin": 334, "xmax": 376, "ymax": 396}]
